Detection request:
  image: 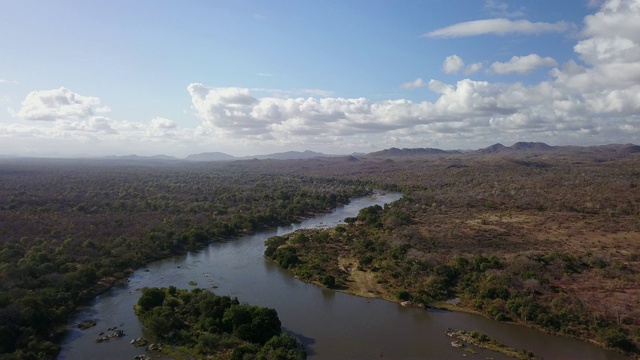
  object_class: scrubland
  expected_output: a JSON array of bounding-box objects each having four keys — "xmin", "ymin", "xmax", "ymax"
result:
[{"xmin": 2, "ymin": 146, "xmax": 639, "ymax": 357}]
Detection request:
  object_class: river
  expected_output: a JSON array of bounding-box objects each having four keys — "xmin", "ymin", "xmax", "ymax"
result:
[{"xmin": 59, "ymin": 192, "xmax": 627, "ymax": 359}]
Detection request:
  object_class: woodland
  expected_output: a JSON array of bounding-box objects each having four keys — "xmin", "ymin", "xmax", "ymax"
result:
[
  {"xmin": 1, "ymin": 143, "xmax": 639, "ymax": 358},
  {"xmin": 134, "ymin": 287, "xmax": 306, "ymax": 359},
  {"xmin": 0, "ymin": 158, "xmax": 367, "ymax": 359}
]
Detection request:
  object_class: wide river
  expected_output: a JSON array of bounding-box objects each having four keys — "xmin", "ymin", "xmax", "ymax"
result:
[{"xmin": 59, "ymin": 192, "xmax": 627, "ymax": 359}]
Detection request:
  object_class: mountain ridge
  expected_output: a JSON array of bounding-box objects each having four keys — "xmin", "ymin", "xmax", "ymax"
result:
[{"xmin": 2, "ymin": 143, "xmax": 639, "ymax": 161}]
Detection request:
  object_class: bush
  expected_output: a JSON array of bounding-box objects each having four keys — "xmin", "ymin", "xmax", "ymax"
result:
[
  {"xmin": 320, "ymin": 275, "xmax": 336, "ymax": 288},
  {"xmin": 396, "ymin": 290, "xmax": 411, "ymax": 301},
  {"xmin": 598, "ymin": 327, "xmax": 637, "ymax": 352}
]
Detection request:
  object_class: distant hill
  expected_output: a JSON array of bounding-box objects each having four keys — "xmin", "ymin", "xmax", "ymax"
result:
[
  {"xmin": 367, "ymin": 147, "xmax": 460, "ymax": 157},
  {"xmin": 477, "ymin": 142, "xmax": 553, "ymax": 154},
  {"xmin": 183, "ymin": 150, "xmax": 330, "ymax": 161},
  {"xmin": 476, "ymin": 143, "xmax": 508, "ymax": 154},
  {"xmin": 5, "ymin": 143, "xmax": 638, "ymax": 162},
  {"xmin": 240, "ymin": 150, "xmax": 329, "ymax": 160},
  {"xmin": 620, "ymin": 144, "xmax": 640, "ymax": 155},
  {"xmin": 185, "ymin": 152, "xmax": 235, "ymax": 161},
  {"xmin": 511, "ymin": 142, "xmax": 553, "ymax": 151}
]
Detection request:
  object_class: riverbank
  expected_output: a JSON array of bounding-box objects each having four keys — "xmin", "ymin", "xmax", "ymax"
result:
[
  {"xmin": 264, "ymin": 204, "xmax": 640, "ymax": 357},
  {"xmin": 282, "ymin": 247, "xmax": 639, "ymax": 359}
]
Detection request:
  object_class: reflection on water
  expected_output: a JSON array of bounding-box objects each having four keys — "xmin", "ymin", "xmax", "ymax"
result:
[{"xmin": 59, "ymin": 193, "xmax": 626, "ymax": 359}]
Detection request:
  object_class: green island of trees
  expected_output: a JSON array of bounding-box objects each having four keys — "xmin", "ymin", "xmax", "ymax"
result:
[{"xmin": 134, "ymin": 287, "xmax": 306, "ymax": 360}]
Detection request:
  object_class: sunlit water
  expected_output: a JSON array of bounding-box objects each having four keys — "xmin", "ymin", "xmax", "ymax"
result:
[{"xmin": 59, "ymin": 193, "xmax": 627, "ymax": 359}]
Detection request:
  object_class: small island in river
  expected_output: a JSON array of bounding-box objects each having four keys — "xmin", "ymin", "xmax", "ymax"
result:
[{"xmin": 133, "ymin": 286, "xmax": 307, "ymax": 360}]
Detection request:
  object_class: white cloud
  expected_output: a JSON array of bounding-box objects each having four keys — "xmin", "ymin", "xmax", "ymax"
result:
[
  {"xmin": 490, "ymin": 54, "xmax": 558, "ymax": 74},
  {"xmin": 3, "ymin": 88, "xmax": 199, "ymax": 155},
  {"xmin": 401, "ymin": 78, "xmax": 425, "ymax": 89},
  {"xmin": 17, "ymin": 87, "xmax": 108, "ymax": 121},
  {"xmin": 57, "ymin": 117, "xmax": 118, "ymax": 134},
  {"xmin": 465, "ymin": 62, "xmax": 484, "ymax": 74},
  {"xmin": 575, "ymin": 0, "xmax": 640, "ymax": 66},
  {"xmin": 442, "ymin": 55, "xmax": 464, "ymax": 74},
  {"xmin": 151, "ymin": 117, "xmax": 177, "ymax": 129},
  {"xmin": 258, "ymin": 72, "xmax": 275, "ymax": 77},
  {"xmin": 425, "ymin": 18, "xmax": 570, "ymax": 38},
  {"xmin": 553, "ymin": 0, "xmax": 640, "ymax": 95}
]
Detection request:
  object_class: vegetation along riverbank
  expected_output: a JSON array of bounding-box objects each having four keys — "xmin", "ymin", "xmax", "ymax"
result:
[{"xmin": 263, "ymin": 145, "xmax": 640, "ymax": 357}]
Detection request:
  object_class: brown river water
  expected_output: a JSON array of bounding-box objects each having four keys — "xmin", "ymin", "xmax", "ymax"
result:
[{"xmin": 59, "ymin": 193, "xmax": 628, "ymax": 359}]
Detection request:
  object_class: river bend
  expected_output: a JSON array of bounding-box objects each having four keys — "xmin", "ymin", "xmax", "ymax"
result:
[{"xmin": 59, "ymin": 193, "xmax": 626, "ymax": 359}]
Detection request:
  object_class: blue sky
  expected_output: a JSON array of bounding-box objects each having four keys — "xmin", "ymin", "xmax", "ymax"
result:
[{"xmin": 1, "ymin": 0, "xmax": 639, "ymax": 157}]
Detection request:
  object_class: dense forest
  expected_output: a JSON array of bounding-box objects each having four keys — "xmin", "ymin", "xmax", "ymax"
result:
[
  {"xmin": 1, "ymin": 147, "xmax": 639, "ymax": 358},
  {"xmin": 0, "ymin": 159, "xmax": 369, "ymax": 359},
  {"xmin": 134, "ymin": 287, "xmax": 306, "ymax": 359}
]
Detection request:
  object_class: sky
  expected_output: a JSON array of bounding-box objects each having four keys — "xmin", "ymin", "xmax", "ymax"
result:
[{"xmin": 1, "ymin": 0, "xmax": 639, "ymax": 157}]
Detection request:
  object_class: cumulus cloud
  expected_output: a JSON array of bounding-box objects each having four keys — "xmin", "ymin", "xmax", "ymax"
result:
[
  {"xmin": 425, "ymin": 18, "xmax": 570, "ymax": 38},
  {"xmin": 401, "ymin": 78, "xmax": 425, "ymax": 89},
  {"xmin": 465, "ymin": 63, "xmax": 484, "ymax": 74},
  {"xmin": 17, "ymin": 87, "xmax": 109, "ymax": 121},
  {"xmin": 552, "ymin": 0, "xmax": 640, "ymax": 97},
  {"xmin": 575, "ymin": 0, "xmax": 640, "ymax": 66},
  {"xmin": 490, "ymin": 54, "xmax": 558, "ymax": 74},
  {"xmin": 187, "ymin": 80, "xmax": 531, "ymax": 142},
  {"xmin": 443, "ymin": 55, "xmax": 464, "ymax": 74},
  {"xmin": 151, "ymin": 117, "xmax": 177, "ymax": 129},
  {"xmin": 6, "ymin": 88, "xmax": 197, "ymax": 152},
  {"xmin": 57, "ymin": 117, "xmax": 118, "ymax": 134}
]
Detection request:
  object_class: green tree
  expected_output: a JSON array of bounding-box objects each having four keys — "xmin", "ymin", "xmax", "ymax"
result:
[
  {"xmin": 138, "ymin": 287, "xmax": 166, "ymax": 312},
  {"xmin": 257, "ymin": 333, "xmax": 307, "ymax": 360}
]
